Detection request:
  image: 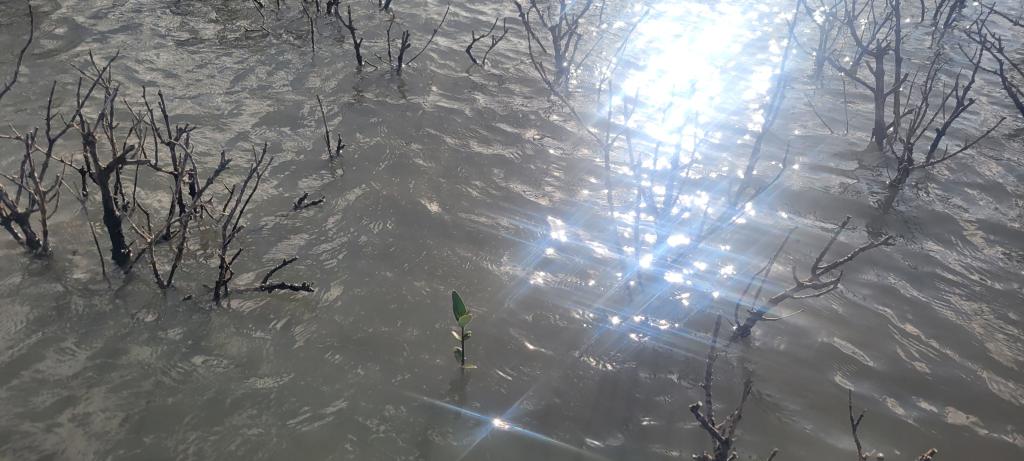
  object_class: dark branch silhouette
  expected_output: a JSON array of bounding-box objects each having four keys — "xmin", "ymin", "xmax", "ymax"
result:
[
  {"xmin": 732, "ymin": 216, "xmax": 892, "ymax": 340},
  {"xmin": 466, "ymin": 16, "xmax": 510, "ymax": 67}
]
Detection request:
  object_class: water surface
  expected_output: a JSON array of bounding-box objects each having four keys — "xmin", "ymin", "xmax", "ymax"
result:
[{"xmin": 0, "ymin": 0, "xmax": 1022, "ymax": 459}]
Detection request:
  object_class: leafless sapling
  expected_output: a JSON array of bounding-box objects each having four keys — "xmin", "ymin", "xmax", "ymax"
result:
[
  {"xmin": 71, "ymin": 54, "xmax": 153, "ymax": 269},
  {"xmin": 848, "ymin": 390, "xmax": 940, "ymax": 460},
  {"xmin": 0, "ymin": 4, "xmax": 51, "ymax": 253},
  {"xmin": 513, "ymin": 0, "xmax": 597, "ymax": 89},
  {"xmin": 689, "ymin": 315, "xmax": 777, "ymax": 461},
  {"xmin": 390, "ymin": 2, "xmax": 451, "ymax": 75},
  {"xmin": 883, "ymin": 32, "xmax": 1004, "ymax": 209},
  {"xmin": 316, "ymin": 95, "xmax": 345, "ymax": 160},
  {"xmin": 211, "ymin": 144, "xmax": 315, "ymax": 306},
  {"xmin": 213, "ymin": 143, "xmax": 271, "ymax": 305},
  {"xmin": 0, "ymin": 131, "xmax": 55, "ymax": 254},
  {"xmin": 336, "ymin": 5, "xmax": 365, "ymax": 67},
  {"xmin": 1, "ymin": 50, "xmax": 118, "ymax": 260},
  {"xmin": 731, "ymin": 216, "xmax": 893, "ymax": 340},
  {"xmin": 608, "ymin": 7, "xmax": 798, "ymax": 288},
  {"xmin": 511, "ymin": 0, "xmax": 648, "ymax": 150},
  {"xmin": 798, "ymin": 0, "xmax": 844, "ymax": 83},
  {"xmin": 395, "ymin": 30, "xmax": 412, "ymax": 75},
  {"xmin": 826, "ymin": 0, "xmax": 908, "ymax": 150},
  {"xmin": 142, "ymin": 88, "xmax": 200, "ymax": 240},
  {"xmin": 466, "ymin": 16, "xmax": 510, "ymax": 67},
  {"xmin": 973, "ymin": 8, "xmax": 1024, "ymax": 119},
  {"xmin": 247, "ymin": 0, "xmax": 271, "ymax": 34},
  {"xmin": 127, "ymin": 95, "xmax": 232, "ymax": 288}
]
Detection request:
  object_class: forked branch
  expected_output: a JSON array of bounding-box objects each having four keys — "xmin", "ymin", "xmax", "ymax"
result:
[
  {"xmin": 732, "ymin": 216, "xmax": 893, "ymax": 339},
  {"xmin": 690, "ymin": 315, "xmax": 766, "ymax": 461},
  {"xmin": 466, "ymin": 16, "xmax": 510, "ymax": 67}
]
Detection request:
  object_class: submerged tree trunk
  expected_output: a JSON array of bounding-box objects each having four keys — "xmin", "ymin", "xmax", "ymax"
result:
[
  {"xmin": 732, "ymin": 290, "xmax": 790, "ymax": 340},
  {"xmin": 96, "ymin": 169, "xmax": 132, "ymax": 269},
  {"xmin": 82, "ymin": 125, "xmax": 133, "ymax": 270},
  {"xmin": 871, "ymin": 53, "xmax": 887, "ymax": 150}
]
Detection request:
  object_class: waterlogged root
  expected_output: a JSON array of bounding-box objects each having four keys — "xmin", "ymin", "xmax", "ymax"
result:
[
  {"xmin": 293, "ymin": 192, "xmax": 325, "ymax": 211},
  {"xmin": 243, "ymin": 257, "xmax": 315, "ymax": 293}
]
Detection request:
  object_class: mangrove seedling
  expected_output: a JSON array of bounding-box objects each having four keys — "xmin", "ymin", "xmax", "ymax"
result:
[{"xmin": 451, "ymin": 290, "xmax": 474, "ymax": 368}]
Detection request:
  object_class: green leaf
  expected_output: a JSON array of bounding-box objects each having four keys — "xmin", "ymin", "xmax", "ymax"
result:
[
  {"xmin": 463, "ymin": 330, "xmax": 472, "ymax": 340},
  {"xmin": 451, "ymin": 330, "xmax": 462, "ymax": 341},
  {"xmin": 458, "ymin": 313, "xmax": 473, "ymax": 328},
  {"xmin": 452, "ymin": 291, "xmax": 468, "ymax": 320},
  {"xmin": 453, "ymin": 347, "xmax": 463, "ymax": 361}
]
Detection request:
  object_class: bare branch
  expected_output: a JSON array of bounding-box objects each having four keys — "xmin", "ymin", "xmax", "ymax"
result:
[
  {"xmin": 255, "ymin": 257, "xmax": 314, "ymax": 293},
  {"xmin": 689, "ymin": 315, "xmax": 754, "ymax": 461},
  {"xmin": 849, "ymin": 389, "xmax": 867, "ymax": 459},
  {"xmin": 466, "ymin": 16, "xmax": 510, "ymax": 67},
  {"xmin": 733, "ymin": 217, "xmax": 892, "ymax": 339},
  {"xmin": 336, "ymin": 5, "xmax": 365, "ymax": 67},
  {"xmin": 0, "ymin": 3, "xmax": 33, "ymax": 104},
  {"xmin": 408, "ymin": 2, "xmax": 451, "ymax": 65},
  {"xmin": 317, "ymin": 95, "xmax": 345, "ymax": 159}
]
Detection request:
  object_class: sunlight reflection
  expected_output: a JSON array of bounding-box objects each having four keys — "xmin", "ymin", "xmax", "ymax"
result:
[
  {"xmin": 622, "ymin": 2, "xmax": 780, "ymax": 141},
  {"xmin": 404, "ymin": 393, "xmax": 607, "ymax": 460},
  {"xmin": 507, "ymin": 0, "xmax": 792, "ymax": 363},
  {"xmin": 663, "ymin": 271, "xmax": 685, "ymax": 284},
  {"xmin": 547, "ymin": 216, "xmax": 569, "ymax": 242}
]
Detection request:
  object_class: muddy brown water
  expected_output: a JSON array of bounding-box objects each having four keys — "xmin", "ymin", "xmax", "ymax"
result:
[{"xmin": 0, "ymin": 0, "xmax": 1022, "ymax": 460}]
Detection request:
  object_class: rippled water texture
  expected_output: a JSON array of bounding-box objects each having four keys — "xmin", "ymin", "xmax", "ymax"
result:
[{"xmin": 0, "ymin": 0, "xmax": 1022, "ymax": 459}]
